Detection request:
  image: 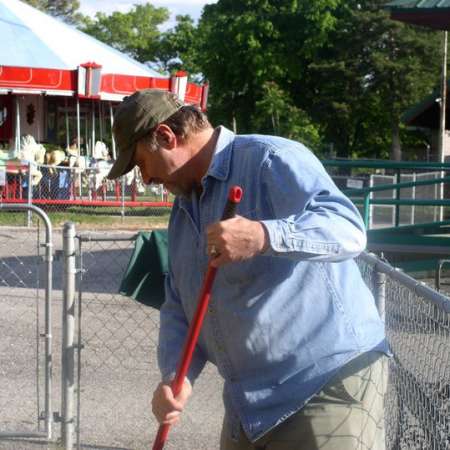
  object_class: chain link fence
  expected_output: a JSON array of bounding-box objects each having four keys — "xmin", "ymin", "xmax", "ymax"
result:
[
  {"xmin": 357, "ymin": 254, "xmax": 450, "ymax": 450},
  {"xmin": 69, "ymin": 230, "xmax": 223, "ymax": 450},
  {"xmin": 62, "ymin": 228, "xmax": 450, "ymax": 450},
  {"xmin": 0, "ymin": 204, "xmax": 53, "ymax": 445},
  {"xmin": 1, "ymin": 209, "xmax": 449, "ymax": 449}
]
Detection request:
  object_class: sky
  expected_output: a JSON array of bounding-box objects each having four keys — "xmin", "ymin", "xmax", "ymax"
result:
[{"xmin": 78, "ymin": 0, "xmax": 218, "ymax": 28}]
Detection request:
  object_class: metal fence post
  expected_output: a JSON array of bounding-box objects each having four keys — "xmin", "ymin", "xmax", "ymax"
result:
[
  {"xmin": 62, "ymin": 222, "xmax": 76, "ymax": 450},
  {"xmin": 43, "ymin": 213, "xmax": 54, "ymax": 440},
  {"xmin": 121, "ymin": 176, "xmax": 125, "ymax": 220},
  {"xmin": 374, "ymin": 265, "xmax": 386, "ymax": 323},
  {"xmin": 27, "ymin": 161, "xmax": 32, "ymax": 227}
]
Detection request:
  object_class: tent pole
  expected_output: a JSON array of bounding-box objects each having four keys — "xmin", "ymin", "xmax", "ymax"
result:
[
  {"xmin": 76, "ymin": 97, "xmax": 82, "ymax": 198},
  {"xmin": 85, "ymin": 115, "xmax": 88, "ymax": 157},
  {"xmin": 37, "ymin": 97, "xmax": 41, "ymax": 143},
  {"xmin": 76, "ymin": 98, "xmax": 81, "ymax": 157},
  {"xmin": 65, "ymin": 97, "xmax": 70, "ymax": 149},
  {"xmin": 15, "ymin": 96, "xmax": 21, "ymax": 155},
  {"xmin": 109, "ymin": 102, "xmax": 116, "ymax": 160},
  {"xmin": 99, "ymin": 101, "xmax": 103, "ymax": 142},
  {"xmin": 91, "ymin": 101, "xmax": 95, "ymax": 157}
]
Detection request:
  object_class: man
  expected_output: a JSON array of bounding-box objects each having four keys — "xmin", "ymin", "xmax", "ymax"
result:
[{"xmin": 108, "ymin": 89, "xmax": 389, "ymax": 450}]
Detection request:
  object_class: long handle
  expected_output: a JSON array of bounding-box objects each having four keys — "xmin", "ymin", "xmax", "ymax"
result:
[{"xmin": 152, "ymin": 186, "xmax": 243, "ymax": 450}]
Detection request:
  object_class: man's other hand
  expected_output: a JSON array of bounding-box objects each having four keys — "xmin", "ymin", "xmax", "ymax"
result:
[{"xmin": 151, "ymin": 378, "xmax": 192, "ymax": 425}]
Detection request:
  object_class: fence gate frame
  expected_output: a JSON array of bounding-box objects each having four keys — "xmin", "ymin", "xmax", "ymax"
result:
[
  {"xmin": 60, "ymin": 227, "xmax": 140, "ymax": 450},
  {"xmin": 0, "ymin": 204, "xmax": 53, "ymax": 440}
]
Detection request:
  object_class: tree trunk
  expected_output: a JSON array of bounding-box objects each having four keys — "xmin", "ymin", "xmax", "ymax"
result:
[
  {"xmin": 390, "ymin": 121, "xmax": 402, "ymax": 161},
  {"xmin": 232, "ymin": 112, "xmax": 237, "ymax": 134}
]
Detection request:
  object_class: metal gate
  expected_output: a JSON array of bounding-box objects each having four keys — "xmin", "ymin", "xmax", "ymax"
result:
[
  {"xmin": 63, "ymin": 227, "xmax": 223, "ymax": 450},
  {"xmin": 0, "ymin": 204, "xmax": 53, "ymax": 442}
]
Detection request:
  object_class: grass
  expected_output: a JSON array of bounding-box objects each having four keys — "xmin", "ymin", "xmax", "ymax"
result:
[{"xmin": 0, "ymin": 208, "xmax": 171, "ymax": 230}]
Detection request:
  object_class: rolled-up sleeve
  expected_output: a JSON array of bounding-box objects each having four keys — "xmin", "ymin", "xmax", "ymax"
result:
[{"xmin": 260, "ymin": 144, "xmax": 366, "ymax": 262}]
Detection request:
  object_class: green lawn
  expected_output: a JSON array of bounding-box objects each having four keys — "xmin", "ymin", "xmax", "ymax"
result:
[{"xmin": 0, "ymin": 208, "xmax": 171, "ymax": 230}]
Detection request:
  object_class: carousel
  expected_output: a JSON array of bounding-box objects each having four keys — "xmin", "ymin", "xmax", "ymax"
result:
[{"xmin": 0, "ymin": 0, "xmax": 208, "ymax": 206}]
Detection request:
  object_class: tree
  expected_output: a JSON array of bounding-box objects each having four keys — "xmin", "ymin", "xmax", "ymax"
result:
[
  {"xmin": 255, "ymin": 82, "xmax": 323, "ymax": 151},
  {"xmin": 296, "ymin": 0, "xmax": 441, "ymax": 159},
  {"xmin": 157, "ymin": 15, "xmax": 203, "ymax": 77},
  {"xmin": 197, "ymin": 0, "xmax": 441, "ymax": 159},
  {"xmin": 79, "ymin": 4, "xmax": 169, "ymax": 64},
  {"xmin": 197, "ymin": 0, "xmax": 341, "ymax": 134},
  {"xmin": 23, "ymin": 0, "xmax": 84, "ymax": 25}
]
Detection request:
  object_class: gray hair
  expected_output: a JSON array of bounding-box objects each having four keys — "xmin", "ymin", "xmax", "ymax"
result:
[{"xmin": 142, "ymin": 105, "xmax": 210, "ymax": 152}]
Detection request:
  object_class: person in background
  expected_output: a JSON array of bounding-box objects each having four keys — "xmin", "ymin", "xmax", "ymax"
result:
[{"xmin": 107, "ymin": 89, "xmax": 390, "ymax": 450}]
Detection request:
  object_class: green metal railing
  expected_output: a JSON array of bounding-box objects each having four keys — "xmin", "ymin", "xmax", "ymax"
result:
[
  {"xmin": 345, "ymin": 176, "xmax": 450, "ymax": 228},
  {"xmin": 322, "ymin": 159, "xmax": 450, "ymax": 229},
  {"xmin": 322, "ymin": 159, "xmax": 450, "ymax": 171}
]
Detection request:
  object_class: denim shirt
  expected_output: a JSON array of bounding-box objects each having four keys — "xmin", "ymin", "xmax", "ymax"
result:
[{"xmin": 158, "ymin": 126, "xmax": 388, "ymax": 442}]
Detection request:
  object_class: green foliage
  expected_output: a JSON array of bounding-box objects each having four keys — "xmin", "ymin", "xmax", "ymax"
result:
[
  {"xmin": 255, "ymin": 82, "xmax": 323, "ymax": 151},
  {"xmin": 197, "ymin": 0, "xmax": 442, "ymax": 158},
  {"xmin": 196, "ymin": 0, "xmax": 342, "ymax": 136},
  {"xmin": 22, "ymin": 0, "xmax": 446, "ymax": 160},
  {"xmin": 23, "ymin": 0, "xmax": 83, "ymax": 24},
  {"xmin": 301, "ymin": 0, "xmax": 441, "ymax": 159},
  {"xmin": 79, "ymin": 4, "xmax": 169, "ymax": 63},
  {"xmin": 157, "ymin": 15, "xmax": 203, "ymax": 77}
]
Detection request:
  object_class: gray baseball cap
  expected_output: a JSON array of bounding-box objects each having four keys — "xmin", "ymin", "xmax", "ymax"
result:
[{"xmin": 107, "ymin": 89, "xmax": 184, "ymax": 179}]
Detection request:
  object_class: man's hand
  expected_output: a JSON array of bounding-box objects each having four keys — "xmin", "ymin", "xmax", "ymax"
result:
[
  {"xmin": 151, "ymin": 378, "xmax": 192, "ymax": 425},
  {"xmin": 206, "ymin": 216, "xmax": 268, "ymax": 267}
]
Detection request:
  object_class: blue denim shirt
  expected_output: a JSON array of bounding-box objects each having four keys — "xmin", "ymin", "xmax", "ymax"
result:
[{"xmin": 158, "ymin": 126, "xmax": 388, "ymax": 442}]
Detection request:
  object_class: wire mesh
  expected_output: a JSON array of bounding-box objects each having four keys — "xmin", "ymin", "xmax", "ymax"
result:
[
  {"xmin": 72, "ymin": 237, "xmax": 450, "ymax": 450},
  {"xmin": 0, "ymin": 208, "xmax": 53, "ymax": 444},
  {"xmin": 74, "ymin": 233, "xmax": 223, "ymax": 450},
  {"xmin": 357, "ymin": 254, "xmax": 450, "ymax": 450}
]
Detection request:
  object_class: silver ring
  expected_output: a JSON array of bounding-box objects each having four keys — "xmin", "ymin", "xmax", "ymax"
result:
[{"xmin": 210, "ymin": 244, "xmax": 218, "ymax": 256}]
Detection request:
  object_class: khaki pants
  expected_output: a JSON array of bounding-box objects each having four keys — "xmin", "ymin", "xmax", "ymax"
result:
[{"xmin": 220, "ymin": 352, "xmax": 387, "ymax": 450}]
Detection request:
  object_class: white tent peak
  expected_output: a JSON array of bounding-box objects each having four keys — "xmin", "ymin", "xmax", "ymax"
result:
[{"xmin": 0, "ymin": 0, "xmax": 164, "ymax": 78}]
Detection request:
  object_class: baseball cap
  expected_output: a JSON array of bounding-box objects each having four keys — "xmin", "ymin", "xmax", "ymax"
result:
[{"xmin": 107, "ymin": 89, "xmax": 184, "ymax": 179}]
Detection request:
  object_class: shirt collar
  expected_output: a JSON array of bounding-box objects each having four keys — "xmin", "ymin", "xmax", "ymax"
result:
[{"xmin": 204, "ymin": 126, "xmax": 235, "ymax": 181}]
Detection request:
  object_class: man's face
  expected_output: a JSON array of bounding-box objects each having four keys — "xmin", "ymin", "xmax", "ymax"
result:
[{"xmin": 133, "ymin": 139, "xmax": 194, "ymax": 198}]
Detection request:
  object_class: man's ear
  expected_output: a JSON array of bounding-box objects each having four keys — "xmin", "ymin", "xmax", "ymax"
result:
[{"xmin": 155, "ymin": 124, "xmax": 177, "ymax": 149}]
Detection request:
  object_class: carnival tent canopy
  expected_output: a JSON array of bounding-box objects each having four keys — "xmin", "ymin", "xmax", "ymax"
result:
[{"xmin": 0, "ymin": 0, "xmax": 162, "ymax": 77}]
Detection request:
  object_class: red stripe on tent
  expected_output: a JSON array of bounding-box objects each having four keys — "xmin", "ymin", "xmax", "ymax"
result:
[
  {"xmin": 0, "ymin": 65, "xmax": 205, "ymax": 104},
  {"xmin": 101, "ymin": 74, "xmax": 170, "ymax": 95},
  {"xmin": 0, "ymin": 65, "xmax": 75, "ymax": 91}
]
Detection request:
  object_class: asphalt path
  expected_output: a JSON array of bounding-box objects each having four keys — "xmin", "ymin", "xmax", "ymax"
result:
[
  {"xmin": 0, "ymin": 227, "xmax": 224, "ymax": 450},
  {"xmin": 1, "ymin": 226, "xmax": 449, "ymax": 450}
]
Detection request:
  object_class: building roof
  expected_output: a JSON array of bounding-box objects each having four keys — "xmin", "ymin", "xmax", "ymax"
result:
[
  {"xmin": 386, "ymin": 0, "xmax": 450, "ymax": 30},
  {"xmin": 401, "ymin": 82, "xmax": 450, "ymax": 129}
]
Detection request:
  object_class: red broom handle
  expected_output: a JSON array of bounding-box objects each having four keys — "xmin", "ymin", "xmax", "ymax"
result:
[{"xmin": 152, "ymin": 185, "xmax": 243, "ymax": 450}]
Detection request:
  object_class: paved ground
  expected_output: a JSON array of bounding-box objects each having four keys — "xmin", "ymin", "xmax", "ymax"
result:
[
  {"xmin": 1, "ymin": 224, "xmax": 449, "ymax": 450},
  {"xmin": 0, "ymin": 227, "xmax": 224, "ymax": 450}
]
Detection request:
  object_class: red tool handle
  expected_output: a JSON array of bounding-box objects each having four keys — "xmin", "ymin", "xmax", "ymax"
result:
[{"xmin": 152, "ymin": 186, "xmax": 243, "ymax": 450}]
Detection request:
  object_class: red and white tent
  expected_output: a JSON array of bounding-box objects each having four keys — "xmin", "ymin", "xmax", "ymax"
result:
[{"xmin": 0, "ymin": 0, "xmax": 208, "ymax": 155}]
